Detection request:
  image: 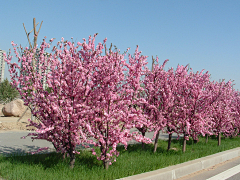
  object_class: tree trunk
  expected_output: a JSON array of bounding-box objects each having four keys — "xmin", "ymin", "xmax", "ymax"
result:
[
  {"xmin": 193, "ymin": 132, "xmax": 199, "ymax": 144},
  {"xmin": 104, "ymin": 159, "xmax": 110, "ymax": 170},
  {"xmin": 142, "ymin": 131, "xmax": 146, "ymax": 149},
  {"xmin": 68, "ymin": 140, "xmax": 76, "ymax": 168},
  {"xmin": 218, "ymin": 133, "xmax": 221, "ymax": 146},
  {"xmin": 194, "ymin": 138, "xmax": 199, "ymax": 144},
  {"xmin": 100, "ymin": 143, "xmax": 109, "ymax": 170},
  {"xmin": 167, "ymin": 133, "xmax": 172, "ymax": 151},
  {"xmin": 62, "ymin": 152, "xmax": 66, "ymax": 160},
  {"xmin": 153, "ymin": 130, "xmax": 160, "ymax": 153},
  {"xmin": 182, "ymin": 134, "xmax": 187, "ymax": 153},
  {"xmin": 205, "ymin": 134, "xmax": 208, "ymax": 143},
  {"xmin": 69, "ymin": 153, "xmax": 75, "ymax": 169}
]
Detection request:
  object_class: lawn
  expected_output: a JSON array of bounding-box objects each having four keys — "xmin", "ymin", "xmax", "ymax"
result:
[{"xmin": 0, "ymin": 136, "xmax": 240, "ymax": 180}]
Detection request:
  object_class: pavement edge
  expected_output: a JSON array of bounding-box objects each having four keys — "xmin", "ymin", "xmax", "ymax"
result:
[{"xmin": 118, "ymin": 147, "xmax": 240, "ymax": 180}]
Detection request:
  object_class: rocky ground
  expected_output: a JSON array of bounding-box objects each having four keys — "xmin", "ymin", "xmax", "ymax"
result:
[{"xmin": 0, "ymin": 104, "xmax": 35, "ymax": 132}]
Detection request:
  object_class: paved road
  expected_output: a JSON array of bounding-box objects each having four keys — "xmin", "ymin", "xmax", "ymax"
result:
[
  {"xmin": 0, "ymin": 131, "xmax": 55, "ymax": 156},
  {"xmin": 178, "ymin": 156, "xmax": 240, "ymax": 180},
  {"xmin": 0, "ymin": 130, "xmax": 182, "ymax": 156}
]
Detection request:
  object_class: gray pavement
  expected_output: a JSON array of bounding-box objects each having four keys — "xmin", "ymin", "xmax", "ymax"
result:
[
  {"xmin": 0, "ymin": 131, "xmax": 55, "ymax": 156},
  {"xmin": 177, "ymin": 156, "xmax": 240, "ymax": 180},
  {"xmin": 0, "ymin": 129, "xmax": 181, "ymax": 156}
]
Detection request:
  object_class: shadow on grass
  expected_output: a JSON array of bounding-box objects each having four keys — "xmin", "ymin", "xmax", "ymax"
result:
[
  {"xmin": 0, "ymin": 141, "xmax": 179, "ymax": 171},
  {"xmin": 117, "ymin": 141, "xmax": 183, "ymax": 157},
  {"xmin": 0, "ymin": 148, "xmax": 107, "ymax": 171},
  {"xmin": 0, "ymin": 152, "xmax": 63, "ymax": 169},
  {"xmin": 75, "ymin": 150, "xmax": 103, "ymax": 168}
]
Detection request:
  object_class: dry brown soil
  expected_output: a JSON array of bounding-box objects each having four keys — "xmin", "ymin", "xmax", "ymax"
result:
[{"xmin": 0, "ymin": 104, "xmax": 35, "ymax": 132}]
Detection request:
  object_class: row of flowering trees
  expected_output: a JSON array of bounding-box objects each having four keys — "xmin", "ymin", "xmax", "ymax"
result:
[
  {"xmin": 142, "ymin": 59, "xmax": 239, "ymax": 153},
  {"xmin": 4, "ymin": 34, "xmax": 240, "ymax": 169}
]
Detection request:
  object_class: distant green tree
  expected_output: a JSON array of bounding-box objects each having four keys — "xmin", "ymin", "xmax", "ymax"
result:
[{"xmin": 0, "ymin": 78, "xmax": 19, "ymax": 103}]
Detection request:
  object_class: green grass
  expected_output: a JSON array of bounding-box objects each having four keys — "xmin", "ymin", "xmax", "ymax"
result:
[{"xmin": 0, "ymin": 136, "xmax": 240, "ymax": 180}]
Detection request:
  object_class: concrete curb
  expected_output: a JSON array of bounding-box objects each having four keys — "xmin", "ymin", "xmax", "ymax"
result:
[{"xmin": 118, "ymin": 147, "xmax": 240, "ymax": 180}]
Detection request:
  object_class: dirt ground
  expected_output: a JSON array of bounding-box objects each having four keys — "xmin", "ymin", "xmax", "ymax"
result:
[{"xmin": 0, "ymin": 104, "xmax": 35, "ymax": 132}]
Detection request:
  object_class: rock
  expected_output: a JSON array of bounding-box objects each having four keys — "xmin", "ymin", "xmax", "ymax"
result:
[
  {"xmin": 170, "ymin": 147, "xmax": 178, "ymax": 151},
  {"xmin": 2, "ymin": 99, "xmax": 27, "ymax": 117},
  {"xmin": 0, "ymin": 104, "xmax": 4, "ymax": 116}
]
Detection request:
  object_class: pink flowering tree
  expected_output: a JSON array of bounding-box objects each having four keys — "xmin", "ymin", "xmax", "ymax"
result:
[
  {"xmin": 230, "ymin": 90, "xmax": 240, "ymax": 137},
  {"xmin": 142, "ymin": 61, "xmax": 213, "ymax": 152},
  {"xmin": 84, "ymin": 45, "xmax": 152, "ymax": 169},
  {"xmin": 206, "ymin": 80, "xmax": 236, "ymax": 146},
  {"xmin": 170, "ymin": 65, "xmax": 212, "ymax": 152},
  {"xmin": 162, "ymin": 66, "xmax": 187, "ymax": 151},
  {"xmin": 142, "ymin": 59, "xmax": 175, "ymax": 152},
  {"xmin": 121, "ymin": 54, "xmax": 158, "ymax": 150},
  {"xmin": 5, "ymin": 35, "xmax": 152, "ymax": 169},
  {"xmin": 5, "ymin": 35, "xmax": 110, "ymax": 168}
]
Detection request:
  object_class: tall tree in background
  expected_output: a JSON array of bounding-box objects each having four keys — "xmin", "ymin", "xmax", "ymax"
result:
[{"xmin": 0, "ymin": 78, "xmax": 19, "ymax": 103}]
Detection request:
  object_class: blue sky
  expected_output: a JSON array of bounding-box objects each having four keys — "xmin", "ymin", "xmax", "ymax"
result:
[{"xmin": 1, "ymin": 0, "xmax": 240, "ymax": 89}]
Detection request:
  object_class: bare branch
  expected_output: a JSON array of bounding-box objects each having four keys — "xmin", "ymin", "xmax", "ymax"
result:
[
  {"xmin": 23, "ymin": 23, "xmax": 32, "ymax": 49},
  {"xmin": 37, "ymin": 21, "xmax": 43, "ymax": 36}
]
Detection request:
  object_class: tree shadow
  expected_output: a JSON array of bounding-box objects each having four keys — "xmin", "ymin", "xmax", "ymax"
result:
[
  {"xmin": 0, "ymin": 151, "xmax": 62, "ymax": 169},
  {"xmin": 116, "ymin": 140, "xmax": 182, "ymax": 156},
  {"xmin": 0, "ymin": 145, "xmax": 105, "ymax": 170}
]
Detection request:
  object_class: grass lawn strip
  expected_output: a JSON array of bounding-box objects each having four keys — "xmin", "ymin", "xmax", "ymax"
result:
[{"xmin": 0, "ymin": 136, "xmax": 240, "ymax": 180}]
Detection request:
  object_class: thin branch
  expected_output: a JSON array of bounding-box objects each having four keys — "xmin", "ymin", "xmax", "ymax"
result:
[
  {"xmin": 17, "ymin": 107, "xmax": 29, "ymax": 123},
  {"xmin": 37, "ymin": 21, "xmax": 43, "ymax": 35},
  {"xmin": 23, "ymin": 23, "xmax": 32, "ymax": 49}
]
